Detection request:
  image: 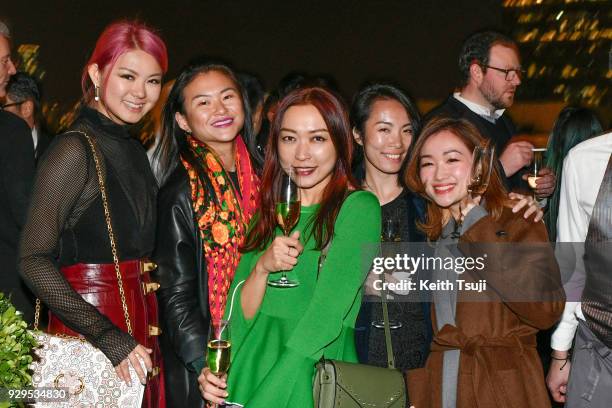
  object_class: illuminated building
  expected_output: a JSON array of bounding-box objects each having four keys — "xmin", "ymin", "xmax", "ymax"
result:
[
  {"xmin": 503, "ymin": 0, "xmax": 610, "ymax": 108},
  {"xmin": 16, "ymin": 44, "xmax": 46, "ymax": 81}
]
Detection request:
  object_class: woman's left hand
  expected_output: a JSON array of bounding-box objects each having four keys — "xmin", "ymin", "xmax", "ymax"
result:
[
  {"xmin": 508, "ymin": 192, "xmax": 543, "ymax": 222},
  {"xmin": 114, "ymin": 344, "xmax": 152, "ymax": 386}
]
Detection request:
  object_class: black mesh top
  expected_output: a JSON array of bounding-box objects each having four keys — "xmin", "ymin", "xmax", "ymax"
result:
[{"xmin": 20, "ymin": 107, "xmax": 158, "ymax": 365}]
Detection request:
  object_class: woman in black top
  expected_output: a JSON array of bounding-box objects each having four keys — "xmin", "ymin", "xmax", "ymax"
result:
[
  {"xmin": 351, "ymin": 83, "xmax": 431, "ymax": 371},
  {"xmin": 151, "ymin": 60, "xmax": 261, "ymax": 407},
  {"xmin": 20, "ymin": 21, "xmax": 168, "ymax": 407}
]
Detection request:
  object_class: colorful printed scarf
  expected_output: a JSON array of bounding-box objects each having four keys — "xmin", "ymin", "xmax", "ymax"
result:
[{"xmin": 181, "ymin": 135, "xmax": 260, "ymax": 322}]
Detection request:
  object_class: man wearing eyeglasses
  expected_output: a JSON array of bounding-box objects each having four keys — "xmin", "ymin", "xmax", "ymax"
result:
[
  {"xmin": 0, "ymin": 20, "xmax": 37, "ymax": 323},
  {"xmin": 426, "ymin": 30, "xmax": 555, "ymax": 197}
]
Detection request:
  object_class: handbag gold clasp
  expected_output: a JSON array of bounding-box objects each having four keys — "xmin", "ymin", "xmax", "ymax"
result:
[
  {"xmin": 148, "ymin": 366, "xmax": 160, "ymax": 378},
  {"xmin": 142, "ymin": 282, "xmax": 161, "ymax": 294},
  {"xmin": 54, "ymin": 373, "xmax": 85, "ymax": 396},
  {"xmin": 148, "ymin": 325, "xmax": 162, "ymax": 336},
  {"xmin": 141, "ymin": 261, "xmax": 158, "ymax": 274}
]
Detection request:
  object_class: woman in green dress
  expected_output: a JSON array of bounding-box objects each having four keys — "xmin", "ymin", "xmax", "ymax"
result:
[{"xmin": 198, "ymin": 86, "xmax": 381, "ymax": 407}]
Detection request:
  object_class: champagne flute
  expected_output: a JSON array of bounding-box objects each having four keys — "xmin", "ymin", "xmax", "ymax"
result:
[
  {"xmin": 467, "ymin": 145, "xmax": 496, "ymax": 196},
  {"xmin": 382, "ymin": 217, "xmax": 401, "ymax": 243},
  {"xmin": 454, "ymin": 144, "xmax": 495, "ymax": 237},
  {"xmin": 206, "ymin": 319, "xmax": 231, "ymax": 407},
  {"xmin": 268, "ymin": 167, "xmax": 301, "ymax": 288},
  {"xmin": 528, "ymin": 148, "xmax": 546, "ymax": 199},
  {"xmin": 372, "ymin": 214, "xmax": 403, "ymax": 330}
]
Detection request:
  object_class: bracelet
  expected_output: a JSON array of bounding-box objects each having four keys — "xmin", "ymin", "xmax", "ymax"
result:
[{"xmin": 551, "ymin": 353, "xmax": 571, "ymax": 370}]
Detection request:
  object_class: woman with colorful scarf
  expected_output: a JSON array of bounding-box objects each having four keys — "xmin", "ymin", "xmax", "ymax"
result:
[{"xmin": 151, "ymin": 60, "xmax": 261, "ymax": 407}]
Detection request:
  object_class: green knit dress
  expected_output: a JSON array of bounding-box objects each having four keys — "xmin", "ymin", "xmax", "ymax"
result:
[{"xmin": 225, "ymin": 191, "xmax": 381, "ymax": 407}]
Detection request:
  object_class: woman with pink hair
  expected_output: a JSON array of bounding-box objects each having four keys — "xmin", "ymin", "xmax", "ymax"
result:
[{"xmin": 20, "ymin": 20, "xmax": 168, "ymax": 407}]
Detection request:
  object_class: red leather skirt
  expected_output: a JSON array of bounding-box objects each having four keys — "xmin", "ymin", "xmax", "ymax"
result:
[{"xmin": 48, "ymin": 259, "xmax": 165, "ymax": 408}]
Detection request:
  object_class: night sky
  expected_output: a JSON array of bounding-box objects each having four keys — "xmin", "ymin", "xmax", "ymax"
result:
[{"xmin": 3, "ymin": 0, "xmax": 503, "ymax": 105}]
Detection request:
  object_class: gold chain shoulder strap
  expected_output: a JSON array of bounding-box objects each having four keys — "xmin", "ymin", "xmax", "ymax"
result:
[{"xmin": 34, "ymin": 130, "xmax": 133, "ymax": 336}]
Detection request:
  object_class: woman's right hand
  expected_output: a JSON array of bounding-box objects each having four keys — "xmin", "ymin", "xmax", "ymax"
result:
[
  {"xmin": 459, "ymin": 195, "xmax": 482, "ymax": 224},
  {"xmin": 254, "ymin": 231, "xmax": 303, "ymax": 275},
  {"xmin": 198, "ymin": 367, "xmax": 228, "ymax": 404},
  {"xmin": 114, "ymin": 344, "xmax": 152, "ymax": 386}
]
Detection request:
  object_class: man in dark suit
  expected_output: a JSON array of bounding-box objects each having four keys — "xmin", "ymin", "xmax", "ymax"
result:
[
  {"xmin": 4, "ymin": 72, "xmax": 51, "ymax": 160},
  {"xmin": 426, "ymin": 30, "xmax": 555, "ymax": 197},
  {"xmin": 0, "ymin": 21, "xmax": 37, "ymax": 323}
]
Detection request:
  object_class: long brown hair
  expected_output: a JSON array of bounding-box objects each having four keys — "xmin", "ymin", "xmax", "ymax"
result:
[
  {"xmin": 404, "ymin": 116, "xmax": 508, "ymax": 240},
  {"xmin": 242, "ymin": 87, "xmax": 356, "ymax": 251}
]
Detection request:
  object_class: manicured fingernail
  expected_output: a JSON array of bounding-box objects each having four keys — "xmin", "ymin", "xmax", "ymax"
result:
[{"xmin": 224, "ymin": 391, "xmax": 229, "ymax": 397}]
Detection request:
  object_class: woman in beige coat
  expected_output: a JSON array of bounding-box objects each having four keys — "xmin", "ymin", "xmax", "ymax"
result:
[{"xmin": 404, "ymin": 116, "xmax": 565, "ymax": 408}]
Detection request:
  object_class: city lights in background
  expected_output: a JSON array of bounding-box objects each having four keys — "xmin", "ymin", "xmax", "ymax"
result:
[
  {"xmin": 17, "ymin": 44, "xmax": 45, "ymax": 80},
  {"xmin": 503, "ymin": 0, "xmax": 611, "ymax": 107},
  {"xmin": 13, "ymin": 1, "xmax": 610, "ymax": 135}
]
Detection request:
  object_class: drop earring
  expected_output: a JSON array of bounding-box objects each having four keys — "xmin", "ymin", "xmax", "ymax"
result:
[{"xmin": 94, "ymin": 85, "xmax": 100, "ymax": 102}]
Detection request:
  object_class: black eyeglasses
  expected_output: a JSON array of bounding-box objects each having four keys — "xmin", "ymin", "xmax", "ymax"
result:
[
  {"xmin": 1, "ymin": 101, "xmax": 24, "ymax": 109},
  {"xmin": 481, "ymin": 65, "xmax": 525, "ymax": 81}
]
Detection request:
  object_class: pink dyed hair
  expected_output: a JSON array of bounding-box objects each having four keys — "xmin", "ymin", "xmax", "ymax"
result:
[{"xmin": 81, "ymin": 20, "xmax": 168, "ymax": 102}]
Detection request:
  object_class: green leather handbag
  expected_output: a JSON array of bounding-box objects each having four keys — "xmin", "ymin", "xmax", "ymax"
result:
[
  {"xmin": 313, "ymin": 358, "xmax": 406, "ymax": 407},
  {"xmin": 313, "ymin": 242, "xmax": 407, "ymax": 407}
]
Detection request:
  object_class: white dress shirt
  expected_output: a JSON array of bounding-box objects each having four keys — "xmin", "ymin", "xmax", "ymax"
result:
[
  {"xmin": 551, "ymin": 132, "xmax": 612, "ymax": 351},
  {"xmin": 453, "ymin": 92, "xmax": 505, "ymax": 123}
]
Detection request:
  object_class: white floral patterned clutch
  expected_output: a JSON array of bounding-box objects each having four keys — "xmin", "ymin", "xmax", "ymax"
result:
[{"xmin": 30, "ymin": 332, "xmax": 144, "ymax": 407}]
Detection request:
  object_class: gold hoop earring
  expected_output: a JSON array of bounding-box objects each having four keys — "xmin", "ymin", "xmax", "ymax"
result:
[{"xmin": 94, "ymin": 85, "xmax": 100, "ymax": 102}]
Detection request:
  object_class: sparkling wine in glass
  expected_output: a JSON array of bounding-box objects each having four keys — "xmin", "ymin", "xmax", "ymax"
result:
[
  {"xmin": 467, "ymin": 145, "xmax": 496, "ymax": 196},
  {"xmin": 528, "ymin": 148, "xmax": 546, "ymax": 198},
  {"xmin": 276, "ymin": 201, "xmax": 301, "ymax": 236},
  {"xmin": 268, "ymin": 167, "xmax": 301, "ymax": 288},
  {"xmin": 206, "ymin": 319, "xmax": 231, "ymax": 408},
  {"xmin": 207, "ymin": 319, "xmax": 231, "ymax": 376}
]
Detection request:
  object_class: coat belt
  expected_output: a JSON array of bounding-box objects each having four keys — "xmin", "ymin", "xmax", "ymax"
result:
[{"xmin": 430, "ymin": 324, "xmax": 536, "ymax": 408}]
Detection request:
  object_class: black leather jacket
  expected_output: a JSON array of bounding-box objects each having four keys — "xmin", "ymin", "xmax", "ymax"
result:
[{"xmin": 152, "ymin": 165, "xmax": 208, "ymax": 408}]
